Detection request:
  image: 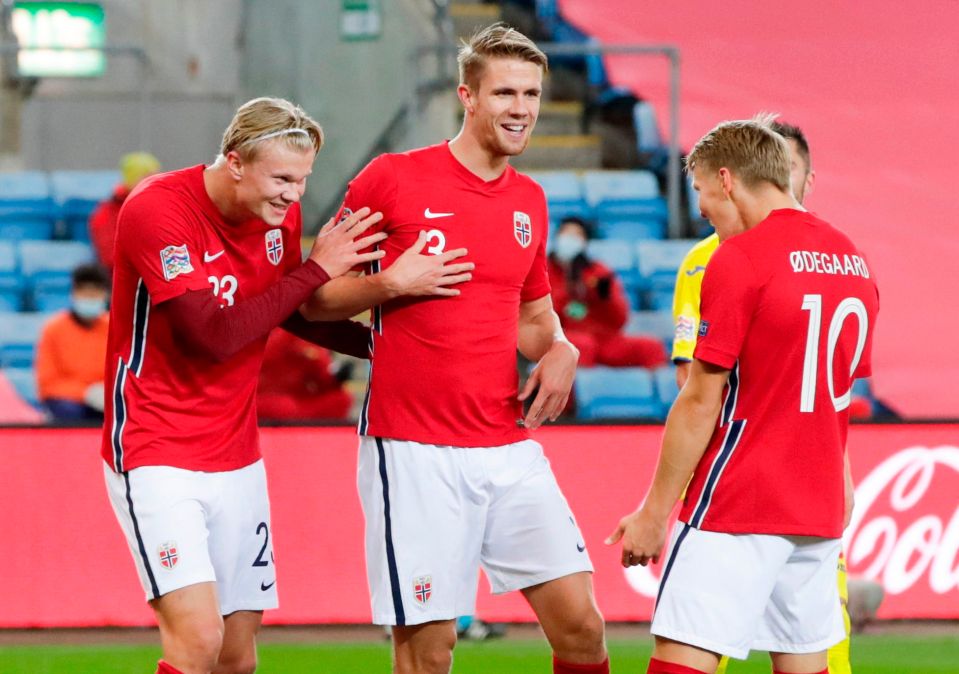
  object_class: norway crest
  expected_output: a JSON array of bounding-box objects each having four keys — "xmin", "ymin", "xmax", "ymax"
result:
[
  {"xmin": 412, "ymin": 575, "xmax": 432, "ymax": 605},
  {"xmin": 265, "ymin": 229, "xmax": 283, "ymax": 266},
  {"xmin": 158, "ymin": 541, "xmax": 179, "ymax": 570},
  {"xmin": 513, "ymin": 211, "xmax": 532, "ymax": 248}
]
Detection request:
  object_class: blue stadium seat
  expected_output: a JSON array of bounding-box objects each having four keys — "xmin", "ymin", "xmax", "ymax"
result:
[
  {"xmin": 575, "ymin": 366, "xmax": 664, "ymax": 420},
  {"xmin": 600, "ymin": 218, "xmax": 667, "ymax": 241},
  {"xmin": 626, "ymin": 309, "xmax": 675, "ymax": 352},
  {"xmin": 0, "ymin": 241, "xmax": 24, "ymax": 311},
  {"xmin": 636, "ymin": 240, "xmax": 698, "ymax": 310},
  {"xmin": 528, "ymin": 171, "xmax": 592, "ymax": 223},
  {"xmin": 2, "ymin": 366, "xmax": 39, "ymax": 408},
  {"xmin": 50, "ymin": 170, "xmax": 119, "ymax": 241},
  {"xmin": 0, "ymin": 171, "xmax": 56, "ymax": 240},
  {"xmin": 653, "ymin": 365, "xmax": 680, "ymax": 410},
  {"xmin": 0, "ymin": 312, "xmax": 51, "ymax": 367},
  {"xmin": 583, "ymin": 170, "xmax": 668, "ymax": 239},
  {"xmin": 18, "ymin": 241, "xmax": 94, "ymax": 288},
  {"xmin": 32, "ymin": 288, "xmax": 72, "ymax": 313}
]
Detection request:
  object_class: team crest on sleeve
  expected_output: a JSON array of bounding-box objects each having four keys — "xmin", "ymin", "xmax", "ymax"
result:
[
  {"xmin": 513, "ymin": 211, "xmax": 532, "ymax": 248},
  {"xmin": 160, "ymin": 244, "xmax": 194, "ymax": 281},
  {"xmin": 265, "ymin": 228, "xmax": 283, "ymax": 266},
  {"xmin": 157, "ymin": 541, "xmax": 179, "ymax": 570},
  {"xmin": 412, "ymin": 575, "xmax": 432, "ymax": 605}
]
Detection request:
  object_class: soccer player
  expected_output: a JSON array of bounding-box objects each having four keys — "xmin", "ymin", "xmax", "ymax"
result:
[
  {"xmin": 671, "ymin": 122, "xmax": 853, "ymax": 674},
  {"xmin": 301, "ymin": 24, "xmax": 608, "ymax": 674},
  {"xmin": 607, "ymin": 116, "xmax": 879, "ymax": 674},
  {"xmin": 101, "ymin": 97, "xmax": 472, "ymax": 674}
]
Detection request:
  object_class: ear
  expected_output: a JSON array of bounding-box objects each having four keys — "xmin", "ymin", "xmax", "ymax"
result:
[
  {"xmin": 457, "ymin": 83, "xmax": 475, "ymax": 115},
  {"xmin": 224, "ymin": 151, "xmax": 244, "ymax": 182},
  {"xmin": 718, "ymin": 167, "xmax": 734, "ymax": 199},
  {"xmin": 804, "ymin": 170, "xmax": 816, "ymax": 199}
]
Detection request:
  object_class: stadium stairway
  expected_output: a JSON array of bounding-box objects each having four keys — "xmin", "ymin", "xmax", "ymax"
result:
[{"xmin": 449, "ymin": 0, "xmax": 602, "ymax": 171}]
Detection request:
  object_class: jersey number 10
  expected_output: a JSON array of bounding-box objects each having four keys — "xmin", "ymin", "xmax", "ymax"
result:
[{"xmin": 800, "ymin": 294, "xmax": 869, "ymax": 413}]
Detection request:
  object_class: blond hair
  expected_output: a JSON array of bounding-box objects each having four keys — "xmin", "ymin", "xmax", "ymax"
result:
[
  {"xmin": 686, "ymin": 113, "xmax": 791, "ymax": 192},
  {"xmin": 457, "ymin": 23, "xmax": 548, "ymax": 92},
  {"xmin": 220, "ymin": 97, "xmax": 323, "ymax": 161}
]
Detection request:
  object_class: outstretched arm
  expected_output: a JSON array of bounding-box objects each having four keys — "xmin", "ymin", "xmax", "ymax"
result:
[
  {"xmin": 606, "ymin": 359, "xmax": 729, "ymax": 566},
  {"xmin": 301, "ymin": 231, "xmax": 475, "ymax": 321}
]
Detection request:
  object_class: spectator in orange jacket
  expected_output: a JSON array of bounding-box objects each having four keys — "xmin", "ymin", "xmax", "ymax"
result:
[
  {"xmin": 36, "ymin": 264, "xmax": 110, "ymax": 420},
  {"xmin": 548, "ymin": 216, "xmax": 666, "ymax": 368},
  {"xmin": 88, "ymin": 152, "xmax": 161, "ymax": 273},
  {"xmin": 257, "ymin": 328, "xmax": 353, "ymax": 420}
]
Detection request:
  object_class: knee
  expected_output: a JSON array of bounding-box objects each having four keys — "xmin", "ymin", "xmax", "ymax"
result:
[
  {"xmin": 170, "ymin": 620, "xmax": 224, "ymax": 670},
  {"xmin": 553, "ymin": 608, "xmax": 606, "ymax": 660},
  {"xmin": 395, "ymin": 637, "xmax": 456, "ymax": 674},
  {"xmin": 216, "ymin": 653, "xmax": 258, "ymax": 674}
]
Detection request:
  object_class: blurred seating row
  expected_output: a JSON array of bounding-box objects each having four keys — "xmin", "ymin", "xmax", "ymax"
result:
[
  {"xmin": 587, "ymin": 238, "xmax": 695, "ymax": 310},
  {"xmin": 0, "ymin": 240, "xmax": 95, "ymax": 312},
  {"xmin": 575, "ymin": 365, "xmax": 880, "ymax": 421},
  {"xmin": 528, "ymin": 170, "xmax": 668, "ymax": 240},
  {"xmin": 0, "ymin": 170, "xmax": 118, "ymax": 241}
]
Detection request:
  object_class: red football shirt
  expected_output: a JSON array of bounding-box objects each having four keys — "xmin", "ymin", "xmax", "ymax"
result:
[
  {"xmin": 341, "ymin": 142, "xmax": 551, "ymax": 446},
  {"xmin": 680, "ymin": 209, "xmax": 879, "ymax": 538},
  {"xmin": 101, "ymin": 165, "xmax": 301, "ymax": 472}
]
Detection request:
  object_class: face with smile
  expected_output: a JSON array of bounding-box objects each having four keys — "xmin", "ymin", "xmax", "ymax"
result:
[
  {"xmin": 229, "ymin": 140, "xmax": 315, "ymax": 226},
  {"xmin": 460, "ymin": 56, "xmax": 542, "ymax": 160}
]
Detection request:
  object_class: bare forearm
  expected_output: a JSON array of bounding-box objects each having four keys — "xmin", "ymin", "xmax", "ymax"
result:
[
  {"xmin": 301, "ymin": 273, "xmax": 398, "ymax": 321},
  {"xmin": 518, "ymin": 309, "xmax": 567, "ymax": 361},
  {"xmin": 643, "ymin": 391, "xmax": 721, "ymax": 519}
]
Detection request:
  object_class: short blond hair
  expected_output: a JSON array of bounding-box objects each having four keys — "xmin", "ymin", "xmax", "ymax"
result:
[
  {"xmin": 220, "ymin": 97, "xmax": 323, "ymax": 161},
  {"xmin": 686, "ymin": 113, "xmax": 791, "ymax": 192},
  {"xmin": 458, "ymin": 23, "xmax": 548, "ymax": 92}
]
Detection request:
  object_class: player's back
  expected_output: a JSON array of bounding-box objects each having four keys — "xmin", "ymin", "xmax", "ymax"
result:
[{"xmin": 682, "ymin": 209, "xmax": 879, "ymax": 538}]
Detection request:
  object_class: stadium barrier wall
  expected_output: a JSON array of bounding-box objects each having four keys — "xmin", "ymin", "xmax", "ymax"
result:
[{"xmin": 2, "ymin": 424, "xmax": 957, "ymax": 627}]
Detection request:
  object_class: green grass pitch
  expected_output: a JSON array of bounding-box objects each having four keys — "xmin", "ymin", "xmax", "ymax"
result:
[{"xmin": 2, "ymin": 634, "xmax": 958, "ymax": 673}]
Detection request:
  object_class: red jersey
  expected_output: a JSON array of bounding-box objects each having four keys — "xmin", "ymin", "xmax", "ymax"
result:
[
  {"xmin": 341, "ymin": 142, "xmax": 551, "ymax": 446},
  {"xmin": 680, "ymin": 209, "xmax": 879, "ymax": 538},
  {"xmin": 101, "ymin": 165, "xmax": 301, "ymax": 472}
]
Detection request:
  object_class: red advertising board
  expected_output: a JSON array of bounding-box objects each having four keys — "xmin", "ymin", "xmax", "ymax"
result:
[{"xmin": 1, "ymin": 424, "xmax": 957, "ymax": 627}]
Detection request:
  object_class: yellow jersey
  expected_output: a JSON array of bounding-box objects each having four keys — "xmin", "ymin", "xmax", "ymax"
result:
[{"xmin": 671, "ymin": 233, "xmax": 719, "ymax": 362}]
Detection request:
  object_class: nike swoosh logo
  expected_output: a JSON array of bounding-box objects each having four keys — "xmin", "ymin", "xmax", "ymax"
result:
[
  {"xmin": 684, "ymin": 265, "xmax": 706, "ymax": 277},
  {"xmin": 260, "ymin": 579, "xmax": 276, "ymax": 591},
  {"xmin": 424, "ymin": 208, "xmax": 454, "ymax": 219},
  {"xmin": 576, "ymin": 543, "xmax": 586, "ymax": 553},
  {"xmin": 204, "ymin": 250, "xmax": 225, "ymax": 263}
]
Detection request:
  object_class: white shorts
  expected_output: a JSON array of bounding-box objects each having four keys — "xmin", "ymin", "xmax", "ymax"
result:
[
  {"xmin": 651, "ymin": 524, "xmax": 845, "ymax": 660},
  {"xmin": 357, "ymin": 437, "xmax": 593, "ymax": 626},
  {"xmin": 104, "ymin": 459, "xmax": 278, "ymax": 615}
]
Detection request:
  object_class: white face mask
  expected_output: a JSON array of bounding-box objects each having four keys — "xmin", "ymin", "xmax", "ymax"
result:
[
  {"xmin": 72, "ymin": 297, "xmax": 106, "ymax": 321},
  {"xmin": 553, "ymin": 233, "xmax": 586, "ymax": 263}
]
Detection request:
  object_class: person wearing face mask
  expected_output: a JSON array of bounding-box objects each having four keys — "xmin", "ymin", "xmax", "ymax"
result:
[
  {"xmin": 548, "ymin": 216, "xmax": 667, "ymax": 368},
  {"xmin": 35, "ymin": 263, "xmax": 111, "ymax": 420}
]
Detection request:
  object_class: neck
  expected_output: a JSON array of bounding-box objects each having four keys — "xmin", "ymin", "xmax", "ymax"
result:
[
  {"xmin": 448, "ymin": 129, "xmax": 509, "ymax": 182},
  {"xmin": 736, "ymin": 184, "xmax": 803, "ymax": 230},
  {"xmin": 203, "ymin": 161, "xmax": 248, "ymax": 224}
]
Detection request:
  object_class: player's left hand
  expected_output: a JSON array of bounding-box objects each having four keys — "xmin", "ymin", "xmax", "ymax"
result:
[
  {"xmin": 605, "ymin": 507, "xmax": 667, "ymax": 568},
  {"xmin": 518, "ymin": 340, "xmax": 578, "ymax": 430}
]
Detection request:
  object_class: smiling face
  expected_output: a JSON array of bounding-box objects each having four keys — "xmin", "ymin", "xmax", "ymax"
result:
[
  {"xmin": 229, "ymin": 140, "xmax": 315, "ymax": 226},
  {"xmin": 459, "ymin": 56, "xmax": 542, "ymax": 160}
]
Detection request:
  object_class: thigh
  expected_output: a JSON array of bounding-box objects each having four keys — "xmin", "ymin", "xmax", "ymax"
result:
[
  {"xmin": 651, "ymin": 526, "xmax": 794, "ymax": 660},
  {"xmin": 753, "ymin": 537, "xmax": 845, "ymax": 655},
  {"xmin": 206, "ymin": 460, "xmax": 278, "ymax": 615},
  {"xmin": 104, "ymin": 462, "xmax": 215, "ymax": 601},
  {"xmin": 481, "ymin": 440, "xmax": 593, "ymax": 594},
  {"xmin": 357, "ymin": 437, "xmax": 483, "ymax": 626}
]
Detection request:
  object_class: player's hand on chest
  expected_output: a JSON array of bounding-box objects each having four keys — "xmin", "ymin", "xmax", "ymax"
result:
[{"xmin": 393, "ymin": 200, "xmax": 539, "ymax": 283}]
